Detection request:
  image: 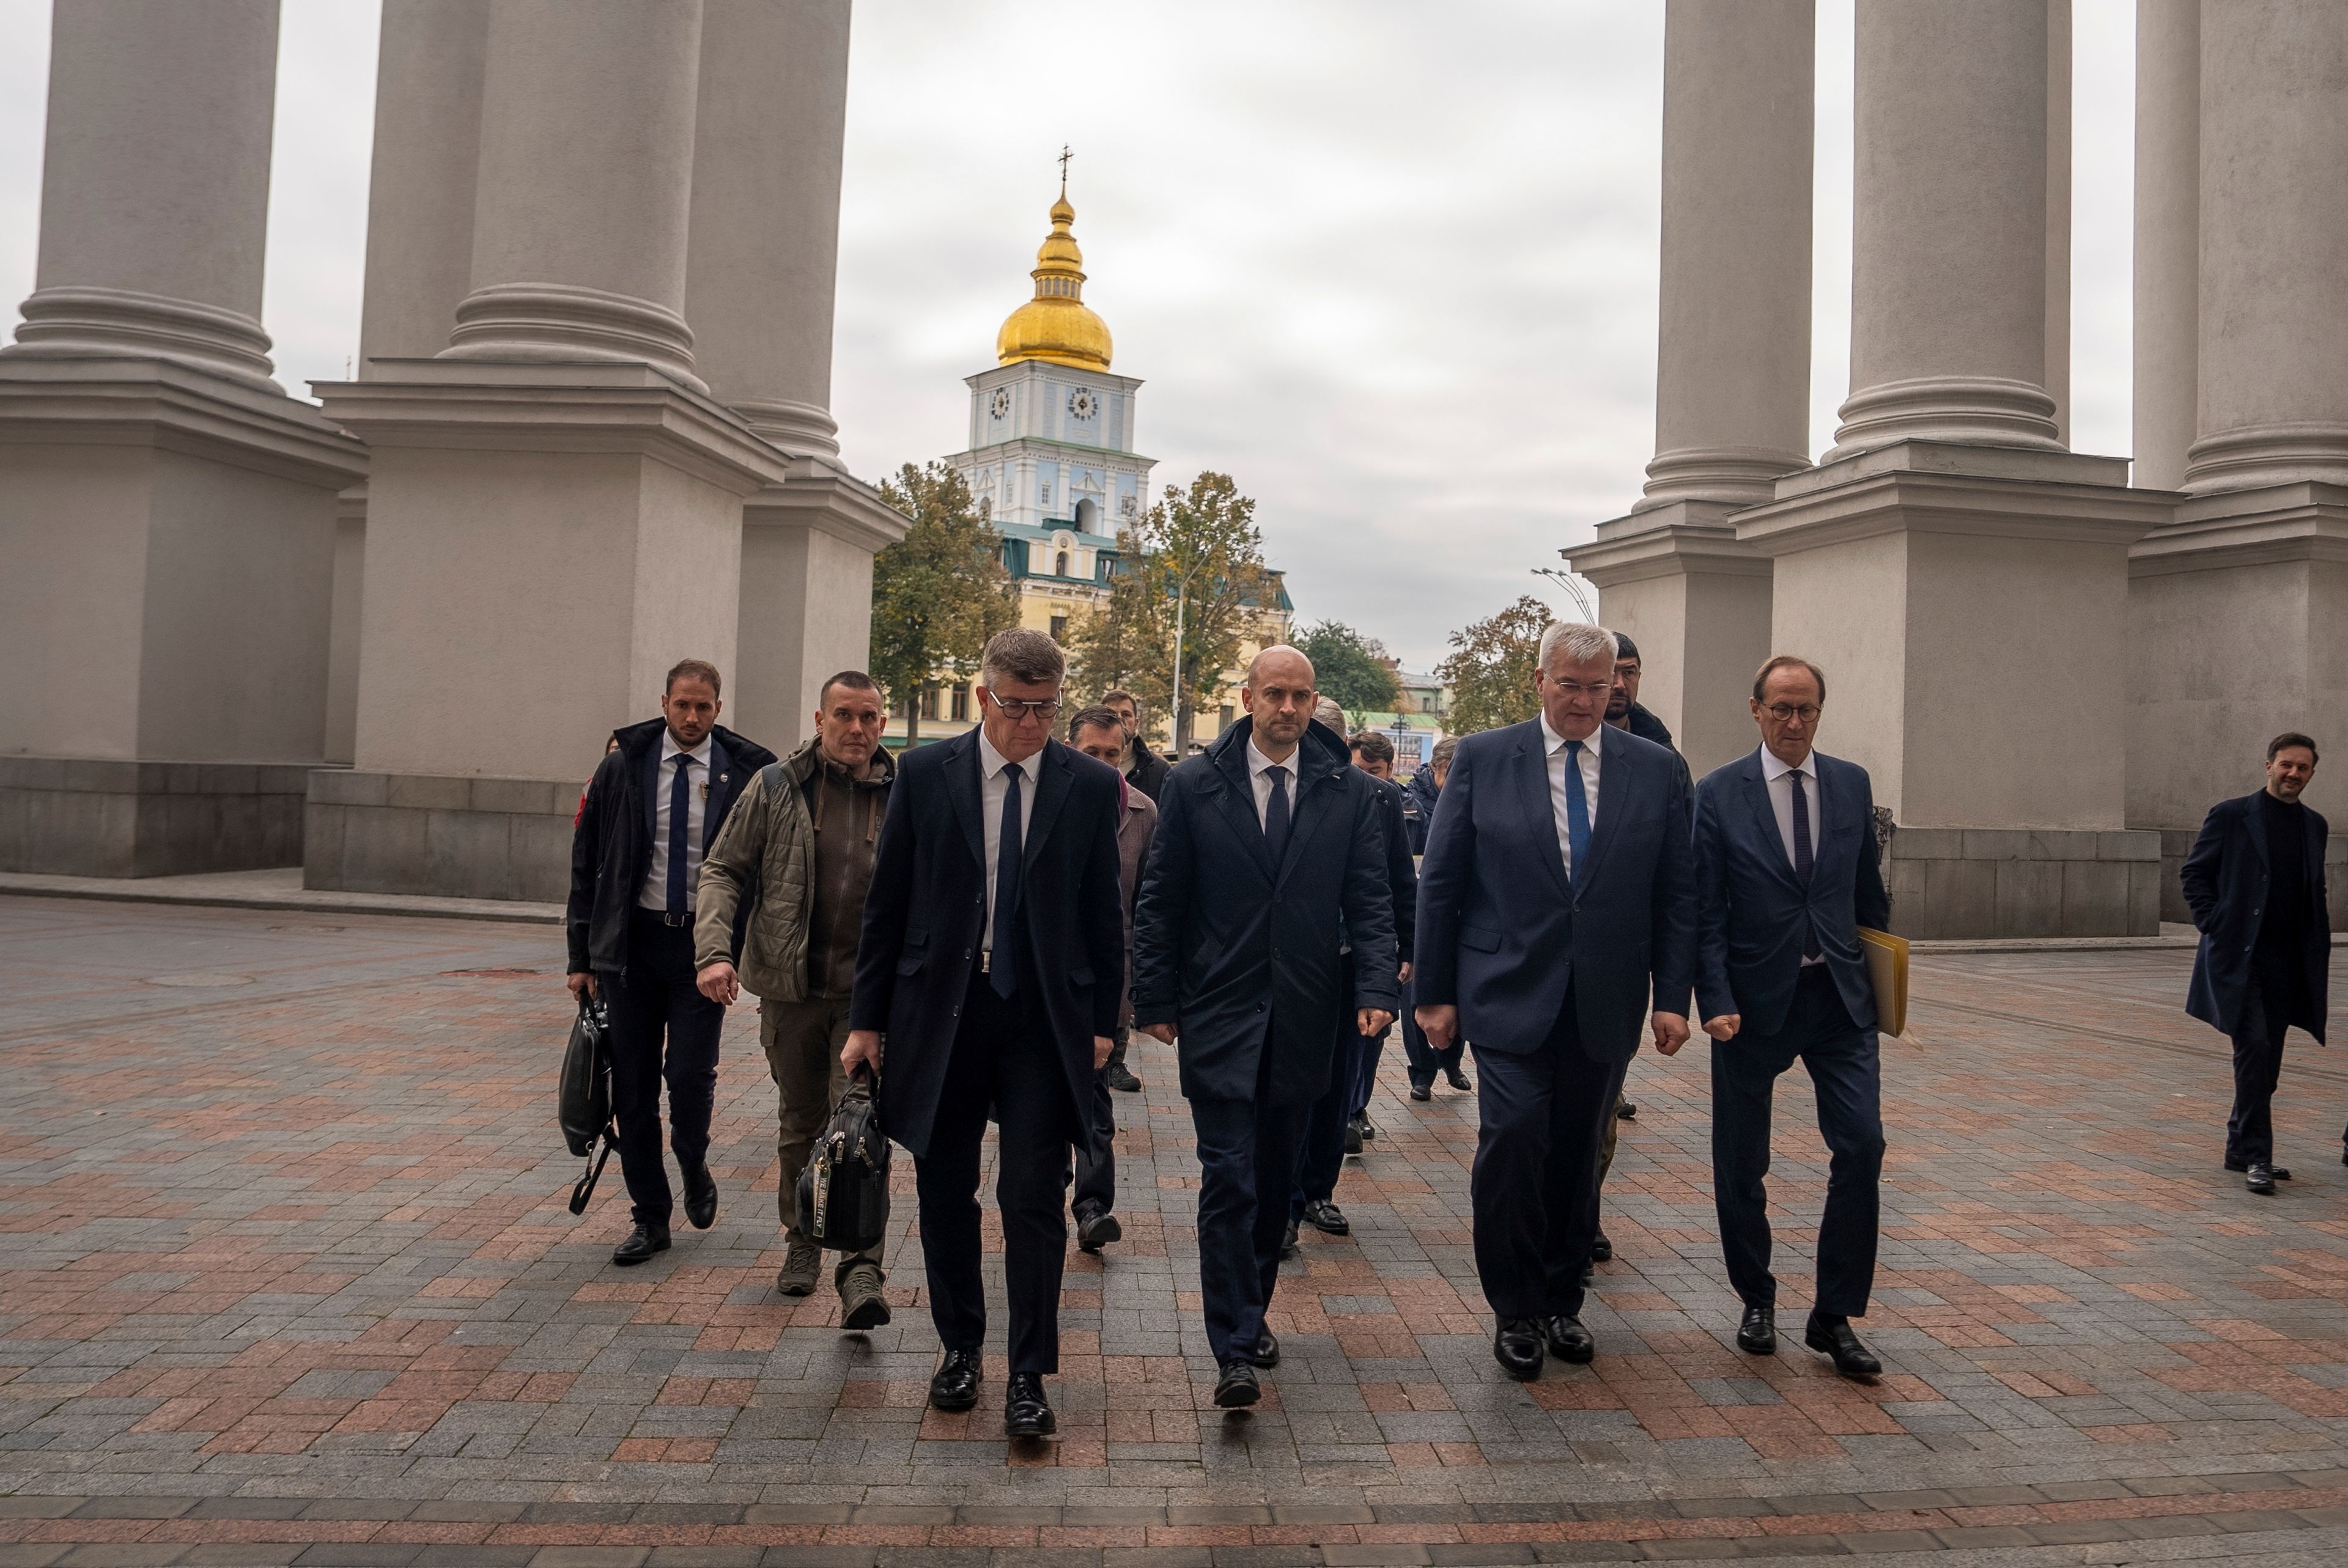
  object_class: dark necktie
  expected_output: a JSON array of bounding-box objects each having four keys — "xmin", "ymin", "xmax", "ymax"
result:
[
  {"xmin": 665, "ymin": 754, "xmax": 693, "ymax": 914},
  {"xmin": 1790, "ymin": 765, "xmax": 1820, "ymax": 959},
  {"xmin": 992, "ymin": 762, "xmax": 1024, "ymax": 999},
  {"xmin": 1263, "ymin": 764, "xmax": 1291, "ymax": 868},
  {"xmin": 1562, "ymin": 740, "xmax": 1592, "ymax": 886}
]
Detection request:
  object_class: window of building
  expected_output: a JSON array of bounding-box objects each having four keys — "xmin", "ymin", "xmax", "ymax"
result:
[
  {"xmin": 1055, "ymin": 549, "xmax": 1069, "ymax": 577},
  {"xmin": 920, "ymin": 684, "xmax": 939, "ymax": 721},
  {"xmin": 1049, "ymin": 614, "xmax": 1069, "ymax": 642},
  {"xmin": 1219, "ymin": 704, "xmax": 1235, "ymax": 732},
  {"xmin": 950, "ymin": 683, "xmax": 969, "ymax": 722}
]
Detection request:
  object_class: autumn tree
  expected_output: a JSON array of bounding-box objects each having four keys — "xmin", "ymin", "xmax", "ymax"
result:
[
  {"xmin": 868, "ymin": 462, "xmax": 1017, "ymax": 745},
  {"xmin": 1434, "ymin": 594, "xmax": 1550, "ymax": 735},
  {"xmin": 1292, "ymin": 621, "xmax": 1402, "ymax": 724}
]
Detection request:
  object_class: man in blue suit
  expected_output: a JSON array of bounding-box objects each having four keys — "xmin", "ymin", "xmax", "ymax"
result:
[
  {"xmin": 845, "ymin": 629, "xmax": 1126, "ymax": 1443},
  {"xmin": 1415, "ymin": 622, "xmax": 1696, "ymax": 1380},
  {"xmin": 1693, "ymin": 655, "xmax": 1889, "ymax": 1380},
  {"xmin": 2180, "ymin": 733, "xmax": 2330, "ymax": 1194},
  {"xmin": 1132, "ymin": 646, "xmax": 1399, "ymax": 1409}
]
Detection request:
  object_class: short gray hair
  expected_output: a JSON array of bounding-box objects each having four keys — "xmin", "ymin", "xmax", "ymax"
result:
[
  {"xmin": 981, "ymin": 627, "xmax": 1066, "ymax": 687},
  {"xmin": 1430, "ymin": 736, "xmax": 1459, "ymax": 769},
  {"xmin": 1537, "ymin": 621, "xmax": 1618, "ymax": 672},
  {"xmin": 1313, "ymin": 696, "xmax": 1346, "ymax": 729}
]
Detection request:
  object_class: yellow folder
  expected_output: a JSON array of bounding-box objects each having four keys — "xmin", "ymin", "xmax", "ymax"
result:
[{"xmin": 1857, "ymin": 926, "xmax": 1909, "ymax": 1039}]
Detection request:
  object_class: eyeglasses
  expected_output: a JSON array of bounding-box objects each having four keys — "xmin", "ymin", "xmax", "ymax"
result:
[
  {"xmin": 1545, "ymin": 679, "xmax": 1612, "ymax": 699},
  {"xmin": 1763, "ymin": 704, "xmax": 1822, "ymax": 723},
  {"xmin": 987, "ymin": 695, "xmax": 1061, "ymax": 723}
]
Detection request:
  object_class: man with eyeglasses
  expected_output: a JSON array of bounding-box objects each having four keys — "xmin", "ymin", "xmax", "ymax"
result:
[
  {"xmin": 845, "ymin": 628, "xmax": 1126, "ymax": 1443},
  {"xmin": 1692, "ymin": 655, "xmax": 1890, "ymax": 1380},
  {"xmin": 1415, "ymin": 623, "xmax": 1696, "ymax": 1380}
]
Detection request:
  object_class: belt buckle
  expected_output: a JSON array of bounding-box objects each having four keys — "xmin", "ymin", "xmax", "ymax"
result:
[
  {"xmin": 662, "ymin": 910, "xmax": 693, "ymax": 928},
  {"xmin": 978, "ymin": 949, "xmax": 992, "ymax": 974}
]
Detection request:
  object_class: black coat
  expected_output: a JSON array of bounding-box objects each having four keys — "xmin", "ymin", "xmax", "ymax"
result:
[
  {"xmin": 848, "ymin": 729, "xmax": 1128, "ymax": 1159},
  {"xmin": 1404, "ymin": 765, "xmax": 1441, "ymax": 855},
  {"xmin": 567, "ymin": 718, "xmax": 776, "ymax": 978},
  {"xmin": 2182, "ymin": 790, "xmax": 2330, "ymax": 1041},
  {"xmin": 1370, "ymin": 773, "xmax": 1418, "ymax": 961},
  {"xmin": 1414, "ymin": 718, "xmax": 1696, "ymax": 1061},
  {"xmin": 1131, "ymin": 718, "xmax": 1400, "ymax": 1107},
  {"xmin": 1124, "ymin": 745, "xmax": 1171, "ymax": 803}
]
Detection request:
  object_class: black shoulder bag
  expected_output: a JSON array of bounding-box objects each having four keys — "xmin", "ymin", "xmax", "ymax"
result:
[
  {"xmin": 558, "ymin": 991, "xmax": 618, "ymax": 1213},
  {"xmin": 794, "ymin": 1066, "xmax": 891, "ymax": 1254}
]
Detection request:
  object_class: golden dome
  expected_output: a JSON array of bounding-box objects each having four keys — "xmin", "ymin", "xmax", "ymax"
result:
[{"xmin": 996, "ymin": 191, "xmax": 1113, "ymax": 370}]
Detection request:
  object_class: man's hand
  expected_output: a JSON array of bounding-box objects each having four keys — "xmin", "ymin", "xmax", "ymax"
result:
[
  {"xmin": 1359, "ymin": 1008, "xmax": 1395, "ymax": 1037},
  {"xmin": 1093, "ymin": 1034, "xmax": 1115, "ymax": 1069},
  {"xmin": 695, "ymin": 960, "xmax": 739, "ymax": 1006},
  {"xmin": 1651, "ymin": 1010, "xmax": 1691, "ymax": 1056},
  {"xmin": 1416, "ymin": 1003, "xmax": 1458, "ymax": 1053},
  {"xmin": 566, "ymin": 971, "xmax": 598, "ymax": 1002},
  {"xmin": 1397, "ymin": 961, "xmax": 1414, "ymax": 985},
  {"xmin": 1702, "ymin": 1014, "xmax": 1741, "ymax": 1042},
  {"xmin": 842, "ymin": 1028, "xmax": 883, "ymax": 1077},
  {"xmin": 1139, "ymin": 1021, "xmax": 1178, "ymax": 1046}
]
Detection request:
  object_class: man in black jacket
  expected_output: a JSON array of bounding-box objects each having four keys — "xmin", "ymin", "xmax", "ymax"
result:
[
  {"xmin": 1132, "ymin": 647, "xmax": 1399, "ymax": 1409},
  {"xmin": 2181, "ymin": 733, "xmax": 2331, "ymax": 1194},
  {"xmin": 1101, "ymin": 688, "xmax": 1170, "ymax": 804},
  {"xmin": 846, "ymin": 629, "xmax": 1126, "ymax": 1442},
  {"xmin": 1400, "ymin": 737, "xmax": 1469, "ymax": 1100},
  {"xmin": 566, "ymin": 660, "xmax": 777, "ymax": 1266}
]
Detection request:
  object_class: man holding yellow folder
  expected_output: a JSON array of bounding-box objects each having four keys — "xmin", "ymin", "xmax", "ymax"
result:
[{"xmin": 1693, "ymin": 656, "xmax": 1891, "ymax": 1380}]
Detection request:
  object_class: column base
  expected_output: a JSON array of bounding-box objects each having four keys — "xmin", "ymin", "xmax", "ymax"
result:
[
  {"xmin": 0, "ymin": 758, "xmax": 311, "ymax": 877},
  {"xmin": 303, "ymin": 769, "xmax": 579, "ymax": 904},
  {"xmin": 1883, "ymin": 827, "xmax": 2162, "ymax": 938}
]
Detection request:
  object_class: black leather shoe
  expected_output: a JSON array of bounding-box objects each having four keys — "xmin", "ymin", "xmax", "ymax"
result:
[
  {"xmin": 1493, "ymin": 1318, "xmax": 1544, "ymax": 1380},
  {"xmin": 1543, "ymin": 1315, "xmax": 1595, "ymax": 1364},
  {"xmin": 611, "ymin": 1223, "xmax": 670, "ymax": 1266},
  {"xmin": 1105, "ymin": 1064, "xmax": 1142, "ymax": 1092},
  {"xmin": 2226, "ymin": 1161, "xmax": 2291, "ymax": 1180},
  {"xmin": 1250, "ymin": 1331, "xmax": 1280, "ymax": 1369},
  {"xmin": 1617, "ymin": 1100, "xmax": 1637, "ymax": 1120},
  {"xmin": 1280, "ymin": 1219, "xmax": 1299, "ymax": 1259},
  {"xmin": 1736, "ymin": 1305, "xmax": 1777, "ymax": 1355},
  {"xmin": 1343, "ymin": 1120, "xmax": 1363, "ymax": 1155},
  {"xmin": 1444, "ymin": 1066, "xmax": 1472, "ymax": 1091},
  {"xmin": 1804, "ymin": 1316, "xmax": 1881, "ymax": 1379},
  {"xmin": 929, "ymin": 1349, "xmax": 981, "ymax": 1412},
  {"xmin": 1589, "ymin": 1230, "xmax": 1613, "ymax": 1263},
  {"xmin": 1213, "ymin": 1362, "xmax": 1260, "ymax": 1408},
  {"xmin": 1356, "ymin": 1115, "xmax": 1377, "ymax": 1141},
  {"xmin": 1302, "ymin": 1198, "xmax": 1349, "ymax": 1235},
  {"xmin": 1076, "ymin": 1209, "xmax": 1122, "ymax": 1253},
  {"xmin": 1004, "ymin": 1372, "xmax": 1054, "ymax": 1437},
  {"xmin": 681, "ymin": 1162, "xmax": 717, "ymax": 1230},
  {"xmin": 1409, "ymin": 1082, "xmax": 1431, "ymax": 1102},
  {"xmin": 2246, "ymin": 1161, "xmax": 2278, "ymax": 1194}
]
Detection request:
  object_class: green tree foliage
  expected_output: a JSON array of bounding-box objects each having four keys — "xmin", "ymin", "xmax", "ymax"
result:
[
  {"xmin": 869, "ymin": 462, "xmax": 1017, "ymax": 745},
  {"xmin": 1069, "ymin": 471, "xmax": 1271, "ymax": 749},
  {"xmin": 1292, "ymin": 621, "xmax": 1402, "ymax": 723},
  {"xmin": 1435, "ymin": 594, "xmax": 1550, "ymax": 735}
]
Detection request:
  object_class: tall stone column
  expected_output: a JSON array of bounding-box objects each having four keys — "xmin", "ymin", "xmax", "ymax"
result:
[
  {"xmin": 2129, "ymin": 0, "xmax": 2348, "ymax": 922},
  {"xmin": 1735, "ymin": 0, "xmax": 2166, "ymax": 938},
  {"xmin": 2132, "ymin": 0, "xmax": 2199, "ymax": 493},
  {"xmin": 311, "ymin": 0, "xmax": 792, "ymax": 903},
  {"xmin": 686, "ymin": 0, "xmax": 906, "ymax": 748},
  {"xmin": 1567, "ymin": 0, "xmax": 1809, "ymax": 776},
  {"xmin": 0, "ymin": 0, "xmax": 366, "ymax": 876}
]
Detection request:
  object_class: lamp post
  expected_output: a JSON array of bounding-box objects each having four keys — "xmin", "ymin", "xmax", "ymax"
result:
[
  {"xmin": 1166, "ymin": 548, "xmax": 1210, "ymax": 754},
  {"xmin": 1531, "ymin": 565, "xmax": 1598, "ymax": 623}
]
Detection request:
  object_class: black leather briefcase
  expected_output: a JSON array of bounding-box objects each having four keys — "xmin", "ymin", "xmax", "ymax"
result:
[
  {"xmin": 558, "ymin": 992, "xmax": 618, "ymax": 1213},
  {"xmin": 794, "ymin": 1069, "xmax": 890, "ymax": 1253}
]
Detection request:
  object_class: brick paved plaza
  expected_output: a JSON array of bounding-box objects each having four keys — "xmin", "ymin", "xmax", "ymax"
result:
[{"xmin": 2, "ymin": 895, "xmax": 2346, "ymax": 1565}]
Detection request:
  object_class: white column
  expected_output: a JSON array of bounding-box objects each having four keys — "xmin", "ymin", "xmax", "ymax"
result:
[
  {"xmin": 1831, "ymin": 0, "xmax": 2062, "ymax": 457},
  {"xmin": 2, "ymin": 0, "xmax": 281, "ymax": 387},
  {"xmin": 2045, "ymin": 0, "xmax": 2072, "ymax": 447},
  {"xmin": 2132, "ymin": 0, "xmax": 2199, "ymax": 490},
  {"xmin": 441, "ymin": 0, "xmax": 707, "ymax": 390},
  {"xmin": 684, "ymin": 0, "xmax": 849, "ymax": 457},
  {"xmin": 356, "ymin": 0, "xmax": 490, "ymax": 371}
]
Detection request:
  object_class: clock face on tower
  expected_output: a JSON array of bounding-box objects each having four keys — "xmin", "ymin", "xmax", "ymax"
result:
[
  {"xmin": 1067, "ymin": 388, "xmax": 1097, "ymax": 421},
  {"xmin": 989, "ymin": 388, "xmax": 1011, "ymax": 419}
]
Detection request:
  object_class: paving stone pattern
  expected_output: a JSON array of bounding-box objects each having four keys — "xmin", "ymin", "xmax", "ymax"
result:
[{"xmin": 2, "ymin": 896, "xmax": 2346, "ymax": 1565}]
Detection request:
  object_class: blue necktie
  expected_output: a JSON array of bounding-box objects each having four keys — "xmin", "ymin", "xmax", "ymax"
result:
[
  {"xmin": 1790, "ymin": 765, "xmax": 1820, "ymax": 959},
  {"xmin": 665, "ymin": 754, "xmax": 693, "ymax": 913},
  {"xmin": 1263, "ymin": 764, "xmax": 1290, "ymax": 867},
  {"xmin": 1562, "ymin": 740, "xmax": 1592, "ymax": 888},
  {"xmin": 992, "ymin": 763, "xmax": 1023, "ymax": 999}
]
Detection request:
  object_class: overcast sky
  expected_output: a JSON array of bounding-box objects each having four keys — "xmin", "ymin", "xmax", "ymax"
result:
[{"xmin": 0, "ymin": 1, "xmax": 2137, "ymax": 671}]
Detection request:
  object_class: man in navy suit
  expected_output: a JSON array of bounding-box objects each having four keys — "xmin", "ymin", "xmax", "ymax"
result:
[
  {"xmin": 1131, "ymin": 647, "xmax": 1398, "ymax": 1409},
  {"xmin": 845, "ymin": 629, "xmax": 1126, "ymax": 1442},
  {"xmin": 1415, "ymin": 622, "xmax": 1696, "ymax": 1380},
  {"xmin": 1694, "ymin": 655, "xmax": 1890, "ymax": 1380},
  {"xmin": 2180, "ymin": 733, "xmax": 2330, "ymax": 1194}
]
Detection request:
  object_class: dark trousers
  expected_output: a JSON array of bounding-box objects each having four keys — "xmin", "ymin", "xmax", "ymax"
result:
[
  {"xmin": 1191, "ymin": 1046, "xmax": 1309, "ymax": 1367},
  {"xmin": 2226, "ymin": 976, "xmax": 2294, "ymax": 1168},
  {"xmin": 1469, "ymin": 1000, "xmax": 1626, "ymax": 1322},
  {"xmin": 916, "ymin": 969, "xmax": 1079, "ymax": 1374},
  {"xmin": 1348, "ymin": 1022, "xmax": 1384, "ymax": 1119},
  {"xmin": 602, "ymin": 913, "xmax": 725, "ymax": 1227},
  {"xmin": 1290, "ymin": 1031, "xmax": 1356, "ymax": 1216},
  {"xmin": 1399, "ymin": 974, "xmax": 1464, "ymax": 1089},
  {"xmin": 1070, "ymin": 1026, "xmax": 1121, "ymax": 1220},
  {"xmin": 1711, "ymin": 966, "xmax": 1884, "ymax": 1319}
]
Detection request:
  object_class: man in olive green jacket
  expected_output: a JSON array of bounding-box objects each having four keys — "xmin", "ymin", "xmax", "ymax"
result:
[{"xmin": 696, "ymin": 672, "xmax": 896, "ymax": 1323}]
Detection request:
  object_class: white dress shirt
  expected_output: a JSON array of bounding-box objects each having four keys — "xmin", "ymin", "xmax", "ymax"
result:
[
  {"xmin": 1246, "ymin": 736, "xmax": 1298, "ymax": 828},
  {"xmin": 640, "ymin": 729, "xmax": 714, "ymax": 911},
  {"xmin": 1759, "ymin": 744, "xmax": 1825, "ymax": 964},
  {"xmin": 1537, "ymin": 711, "xmax": 1602, "ymax": 881},
  {"xmin": 977, "ymin": 727, "xmax": 1039, "ymax": 957}
]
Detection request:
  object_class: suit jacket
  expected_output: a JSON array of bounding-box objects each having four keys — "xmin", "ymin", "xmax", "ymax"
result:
[
  {"xmin": 847, "ymin": 729, "xmax": 1128, "ymax": 1158},
  {"xmin": 1692, "ymin": 748, "xmax": 1890, "ymax": 1037},
  {"xmin": 1370, "ymin": 773, "xmax": 1419, "ymax": 961},
  {"xmin": 1130, "ymin": 718, "xmax": 1400, "ymax": 1106},
  {"xmin": 2182, "ymin": 790, "xmax": 2331, "ymax": 1040},
  {"xmin": 1113, "ymin": 781, "xmax": 1159, "ymax": 1027},
  {"xmin": 1414, "ymin": 717, "xmax": 1696, "ymax": 1061}
]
